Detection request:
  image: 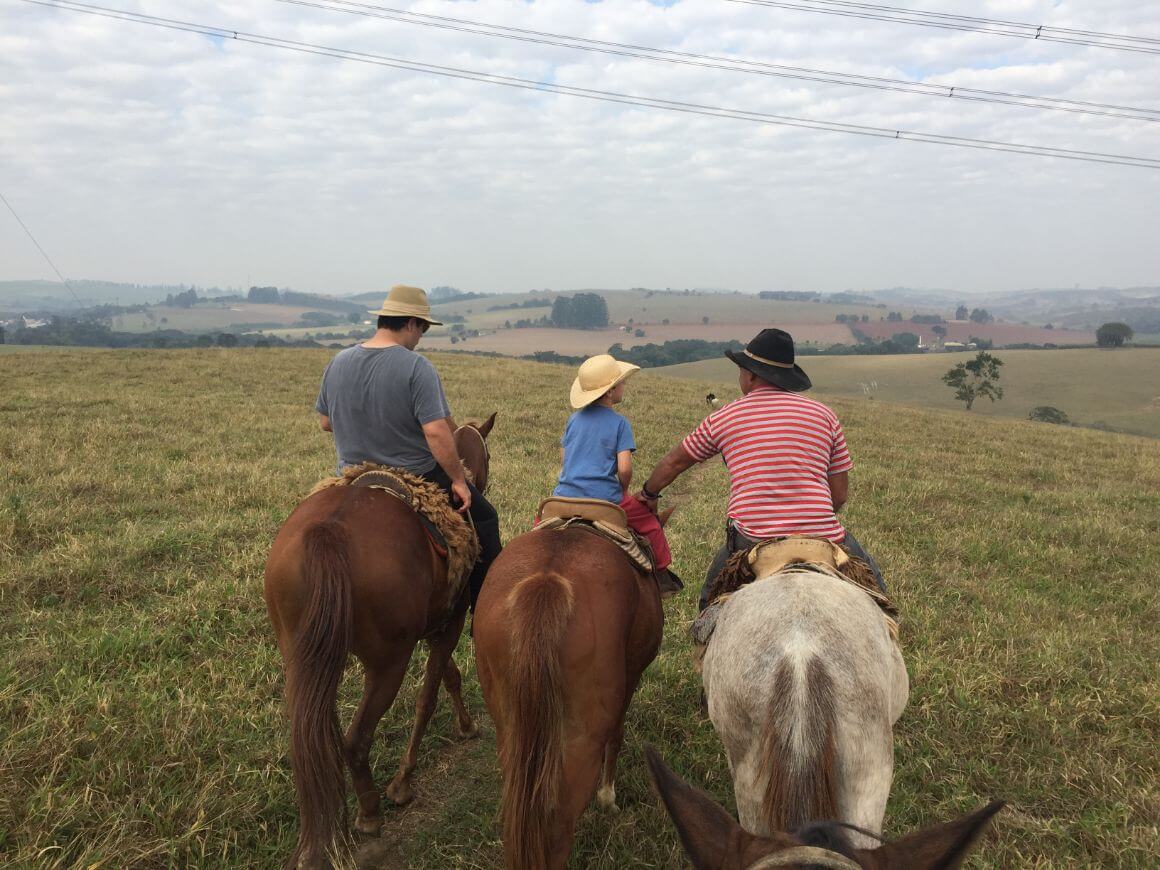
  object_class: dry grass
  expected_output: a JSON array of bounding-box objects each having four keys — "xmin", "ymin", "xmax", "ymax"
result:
[
  {"xmin": 659, "ymin": 348, "xmax": 1160, "ymax": 439},
  {"xmin": 1, "ymin": 348, "xmax": 1157, "ymax": 867}
]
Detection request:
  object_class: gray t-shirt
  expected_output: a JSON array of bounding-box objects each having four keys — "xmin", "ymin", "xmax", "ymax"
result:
[{"xmin": 315, "ymin": 344, "xmax": 451, "ymax": 475}]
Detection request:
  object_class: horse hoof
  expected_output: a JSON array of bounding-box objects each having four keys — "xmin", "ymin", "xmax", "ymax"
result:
[
  {"xmin": 354, "ymin": 814, "xmax": 383, "ymax": 835},
  {"xmin": 457, "ymin": 720, "xmax": 481, "ymax": 740},
  {"xmin": 596, "ymin": 785, "xmax": 619, "ymax": 812},
  {"xmin": 386, "ymin": 779, "xmax": 415, "ymax": 806}
]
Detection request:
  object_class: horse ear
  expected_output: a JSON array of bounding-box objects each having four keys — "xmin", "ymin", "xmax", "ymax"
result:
[
  {"xmin": 658, "ymin": 507, "xmax": 676, "ymax": 528},
  {"xmin": 864, "ymin": 801, "xmax": 1004, "ymax": 869},
  {"xmin": 644, "ymin": 745, "xmax": 738, "ymax": 870},
  {"xmin": 477, "ymin": 411, "xmax": 497, "ymax": 438}
]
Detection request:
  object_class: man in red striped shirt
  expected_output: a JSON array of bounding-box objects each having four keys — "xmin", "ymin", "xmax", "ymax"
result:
[{"xmin": 637, "ymin": 328, "xmax": 884, "ymax": 608}]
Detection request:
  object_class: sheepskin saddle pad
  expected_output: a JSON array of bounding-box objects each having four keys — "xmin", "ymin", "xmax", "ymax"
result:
[
  {"xmin": 535, "ymin": 496, "xmax": 654, "ymax": 574},
  {"xmin": 310, "ymin": 464, "xmax": 480, "ymax": 598},
  {"xmin": 692, "ymin": 536, "xmax": 898, "ymax": 652}
]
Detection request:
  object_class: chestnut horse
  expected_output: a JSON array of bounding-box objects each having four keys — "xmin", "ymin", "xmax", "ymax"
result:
[
  {"xmin": 473, "ymin": 520, "xmax": 667, "ymax": 869},
  {"xmin": 264, "ymin": 414, "xmax": 495, "ymax": 869},
  {"xmin": 645, "ymin": 746, "xmax": 1003, "ymax": 869}
]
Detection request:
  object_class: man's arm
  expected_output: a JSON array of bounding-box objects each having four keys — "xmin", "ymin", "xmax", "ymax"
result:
[
  {"xmin": 422, "ymin": 417, "xmax": 472, "ymax": 512},
  {"xmin": 319, "ymin": 414, "xmax": 332, "ymax": 432},
  {"xmin": 828, "ymin": 470, "xmax": 849, "ymax": 512},
  {"xmin": 638, "ymin": 444, "xmax": 700, "ymax": 509}
]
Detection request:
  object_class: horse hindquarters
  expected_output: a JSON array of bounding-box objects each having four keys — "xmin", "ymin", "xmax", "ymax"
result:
[
  {"xmin": 492, "ymin": 572, "xmax": 576, "ymax": 870},
  {"xmin": 270, "ymin": 521, "xmax": 354, "ymax": 869}
]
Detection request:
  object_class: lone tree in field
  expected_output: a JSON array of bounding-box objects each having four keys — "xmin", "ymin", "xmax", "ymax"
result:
[
  {"xmin": 942, "ymin": 351, "xmax": 1004, "ymax": 411},
  {"xmin": 1029, "ymin": 406, "xmax": 1069, "ymax": 425},
  {"xmin": 1096, "ymin": 322, "xmax": 1133, "ymax": 348}
]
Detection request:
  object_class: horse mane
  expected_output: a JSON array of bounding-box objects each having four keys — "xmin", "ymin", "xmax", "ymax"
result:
[{"xmin": 758, "ymin": 657, "xmax": 839, "ymax": 834}]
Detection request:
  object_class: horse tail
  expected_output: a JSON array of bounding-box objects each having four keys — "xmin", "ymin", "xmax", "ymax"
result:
[
  {"xmin": 500, "ymin": 572, "xmax": 575, "ymax": 870},
  {"xmin": 285, "ymin": 521, "xmax": 354, "ymax": 869},
  {"xmin": 759, "ymin": 656, "xmax": 839, "ymax": 833}
]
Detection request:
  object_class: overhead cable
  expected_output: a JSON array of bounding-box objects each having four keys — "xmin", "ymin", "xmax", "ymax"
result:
[
  {"xmin": 726, "ymin": 0, "xmax": 1160, "ymax": 55},
  {"xmin": 0, "ymin": 189, "xmax": 86, "ymax": 310},
  {"xmin": 19, "ymin": 0, "xmax": 1160, "ymax": 170},
  {"xmin": 272, "ymin": 0, "xmax": 1160, "ymax": 124}
]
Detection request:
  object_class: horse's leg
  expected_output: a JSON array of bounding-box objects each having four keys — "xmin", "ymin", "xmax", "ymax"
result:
[
  {"xmin": 438, "ymin": 610, "xmax": 479, "ymax": 739},
  {"xmin": 385, "ymin": 625, "xmax": 458, "ymax": 805},
  {"xmin": 596, "ymin": 670, "xmax": 640, "ymax": 812},
  {"xmin": 344, "ymin": 651, "xmax": 411, "ymax": 834}
]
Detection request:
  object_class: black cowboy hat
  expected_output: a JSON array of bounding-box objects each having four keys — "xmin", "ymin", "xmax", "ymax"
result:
[{"xmin": 724, "ymin": 328, "xmax": 812, "ymax": 392}]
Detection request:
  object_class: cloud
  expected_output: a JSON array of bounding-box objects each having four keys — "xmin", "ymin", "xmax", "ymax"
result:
[{"xmin": 1, "ymin": 0, "xmax": 1157, "ymax": 293}]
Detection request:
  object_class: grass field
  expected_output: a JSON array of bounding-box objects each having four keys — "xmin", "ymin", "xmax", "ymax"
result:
[
  {"xmin": 110, "ymin": 304, "xmax": 327, "ymax": 333},
  {"xmin": 1, "ymin": 349, "xmax": 1157, "ymax": 867},
  {"xmin": 659, "ymin": 348, "xmax": 1160, "ymax": 439}
]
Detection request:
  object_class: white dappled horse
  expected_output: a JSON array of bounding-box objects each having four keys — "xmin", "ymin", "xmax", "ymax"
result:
[{"xmin": 702, "ymin": 567, "xmax": 908, "ymax": 845}]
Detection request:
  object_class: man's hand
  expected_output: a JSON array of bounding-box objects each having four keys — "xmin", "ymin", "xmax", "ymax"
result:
[
  {"xmin": 451, "ymin": 479, "xmax": 472, "ymax": 513},
  {"xmin": 634, "ymin": 491, "xmax": 659, "ymax": 515}
]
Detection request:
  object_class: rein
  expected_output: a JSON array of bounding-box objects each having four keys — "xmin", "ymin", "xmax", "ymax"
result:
[{"xmin": 747, "ymin": 846, "xmax": 862, "ymax": 869}]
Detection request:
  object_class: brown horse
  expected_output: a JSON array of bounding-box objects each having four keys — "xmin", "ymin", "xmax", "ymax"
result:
[
  {"xmin": 645, "ymin": 746, "xmax": 1003, "ymax": 869},
  {"xmin": 473, "ymin": 518, "xmax": 668, "ymax": 869},
  {"xmin": 264, "ymin": 414, "xmax": 495, "ymax": 869}
]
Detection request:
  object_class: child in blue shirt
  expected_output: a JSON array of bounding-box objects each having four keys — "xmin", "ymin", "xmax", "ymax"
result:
[{"xmin": 554, "ymin": 354, "xmax": 677, "ymax": 590}]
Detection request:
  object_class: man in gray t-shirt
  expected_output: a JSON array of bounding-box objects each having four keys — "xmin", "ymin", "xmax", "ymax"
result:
[
  {"xmin": 316, "ymin": 345, "xmax": 451, "ymax": 477},
  {"xmin": 314, "ymin": 284, "xmax": 501, "ymax": 610}
]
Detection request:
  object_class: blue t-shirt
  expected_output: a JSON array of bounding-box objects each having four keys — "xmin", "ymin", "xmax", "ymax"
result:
[{"xmin": 554, "ymin": 405, "xmax": 636, "ymax": 504}]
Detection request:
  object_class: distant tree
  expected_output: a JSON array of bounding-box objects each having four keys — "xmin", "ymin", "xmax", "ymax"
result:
[
  {"xmin": 248, "ymin": 285, "xmax": 280, "ymax": 304},
  {"xmin": 662, "ymin": 318, "xmax": 670, "ymax": 325},
  {"xmin": 955, "ymin": 305, "xmax": 969, "ymax": 320},
  {"xmin": 1043, "ymin": 323, "xmax": 1054, "ymax": 330},
  {"xmin": 195, "ymin": 334, "xmax": 213, "ymax": 347},
  {"xmin": 969, "ymin": 307, "xmax": 994, "ymax": 324},
  {"xmin": 1029, "ymin": 406, "xmax": 1069, "ymax": 425},
  {"xmin": 171, "ymin": 288, "xmax": 198, "ymax": 308},
  {"xmin": 861, "ymin": 314, "xmax": 869, "ymax": 323},
  {"xmin": 216, "ymin": 332, "xmax": 238, "ymax": 348},
  {"xmin": 969, "ymin": 335, "xmax": 993, "ymax": 350},
  {"xmin": 504, "ymin": 319, "xmax": 512, "ymax": 329},
  {"xmin": 634, "ymin": 328, "xmax": 645, "ymax": 338},
  {"xmin": 551, "ymin": 293, "xmax": 608, "ymax": 329},
  {"xmin": 942, "ymin": 351, "xmax": 1004, "ymax": 411},
  {"xmin": 932, "ymin": 324, "xmax": 948, "ymax": 338},
  {"xmin": 886, "ymin": 311, "xmax": 903, "ymax": 322},
  {"xmin": 892, "ymin": 332, "xmax": 921, "ymax": 351},
  {"xmin": 348, "ymin": 311, "xmax": 363, "ymax": 324},
  {"xmin": 254, "ymin": 339, "xmax": 272, "ymax": 348},
  {"xmin": 702, "ymin": 316, "xmax": 710, "ymax": 325},
  {"xmin": 1096, "ymin": 322, "xmax": 1133, "ymax": 348},
  {"xmin": 0, "ymin": 325, "xmax": 4, "ymax": 345}
]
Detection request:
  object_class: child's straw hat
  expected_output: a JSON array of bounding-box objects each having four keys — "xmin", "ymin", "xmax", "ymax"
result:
[{"xmin": 570, "ymin": 354, "xmax": 640, "ymax": 409}]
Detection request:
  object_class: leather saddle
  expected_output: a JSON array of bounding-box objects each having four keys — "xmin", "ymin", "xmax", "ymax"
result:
[{"xmin": 535, "ymin": 496, "xmax": 653, "ymax": 574}]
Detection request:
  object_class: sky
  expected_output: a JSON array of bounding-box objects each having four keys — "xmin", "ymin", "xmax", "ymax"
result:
[{"xmin": 1, "ymin": 0, "xmax": 1158, "ymax": 296}]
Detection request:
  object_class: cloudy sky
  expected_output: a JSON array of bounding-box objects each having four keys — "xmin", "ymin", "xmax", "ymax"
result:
[{"xmin": 1, "ymin": 0, "xmax": 1158, "ymax": 295}]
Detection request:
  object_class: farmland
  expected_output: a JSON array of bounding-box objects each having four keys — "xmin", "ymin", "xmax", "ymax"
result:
[
  {"xmin": 1, "ymin": 349, "xmax": 1157, "ymax": 867},
  {"xmin": 659, "ymin": 348, "xmax": 1160, "ymax": 439}
]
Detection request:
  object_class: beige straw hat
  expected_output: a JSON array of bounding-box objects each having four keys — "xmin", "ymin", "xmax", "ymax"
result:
[
  {"xmin": 367, "ymin": 284, "xmax": 444, "ymax": 325},
  {"xmin": 570, "ymin": 354, "xmax": 640, "ymax": 409}
]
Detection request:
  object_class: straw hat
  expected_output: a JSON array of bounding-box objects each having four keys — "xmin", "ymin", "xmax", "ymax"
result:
[
  {"xmin": 367, "ymin": 284, "xmax": 443, "ymax": 325},
  {"xmin": 570, "ymin": 354, "xmax": 640, "ymax": 409}
]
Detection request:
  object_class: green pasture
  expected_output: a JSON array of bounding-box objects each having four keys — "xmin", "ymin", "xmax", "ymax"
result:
[
  {"xmin": 1, "ymin": 349, "xmax": 1156, "ymax": 867},
  {"xmin": 658, "ymin": 348, "xmax": 1160, "ymax": 439},
  {"xmin": 110, "ymin": 303, "xmax": 320, "ymax": 333}
]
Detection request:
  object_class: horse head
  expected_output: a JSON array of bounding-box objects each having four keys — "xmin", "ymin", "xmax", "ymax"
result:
[
  {"xmin": 645, "ymin": 746, "xmax": 1002, "ymax": 870},
  {"xmin": 454, "ymin": 411, "xmax": 496, "ymax": 493}
]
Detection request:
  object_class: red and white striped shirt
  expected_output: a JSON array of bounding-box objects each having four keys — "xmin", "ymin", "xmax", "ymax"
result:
[{"xmin": 681, "ymin": 385, "xmax": 853, "ymax": 541}]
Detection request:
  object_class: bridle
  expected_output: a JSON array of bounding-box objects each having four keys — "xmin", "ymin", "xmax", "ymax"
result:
[
  {"xmin": 454, "ymin": 424, "xmax": 490, "ymax": 493},
  {"xmin": 747, "ymin": 846, "xmax": 862, "ymax": 869}
]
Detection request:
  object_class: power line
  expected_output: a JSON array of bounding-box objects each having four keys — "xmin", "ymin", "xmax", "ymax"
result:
[
  {"xmin": 19, "ymin": 0, "xmax": 1160, "ymax": 170},
  {"xmin": 0, "ymin": 188, "xmax": 86, "ymax": 309},
  {"xmin": 272, "ymin": 0, "xmax": 1160, "ymax": 124},
  {"xmin": 726, "ymin": 0, "xmax": 1160, "ymax": 55}
]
